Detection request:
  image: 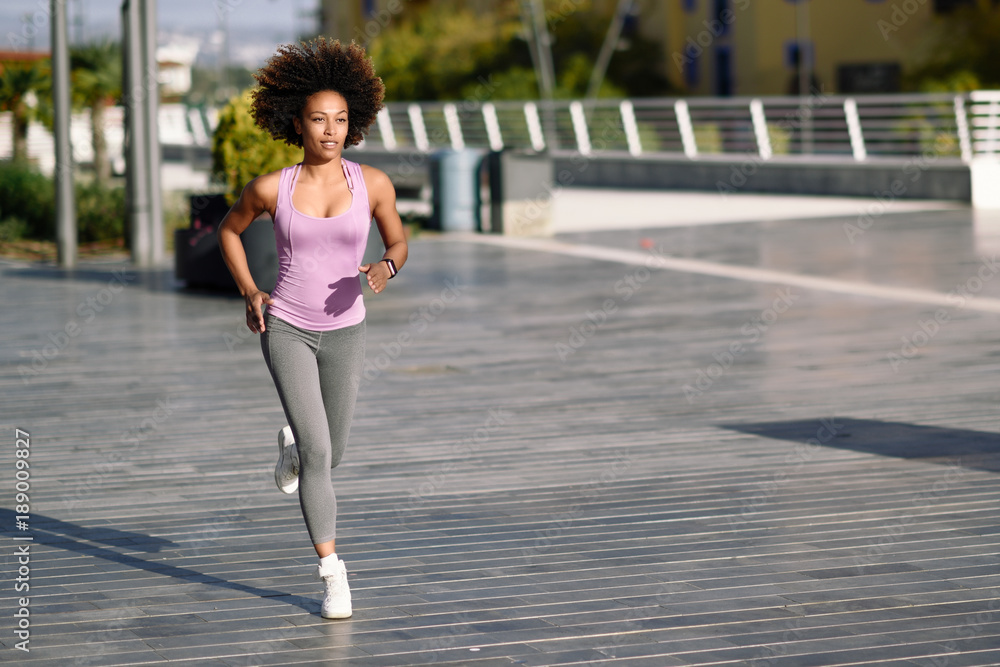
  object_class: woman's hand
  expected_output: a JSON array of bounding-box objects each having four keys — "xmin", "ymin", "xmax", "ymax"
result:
[
  {"xmin": 359, "ymin": 261, "xmax": 392, "ymax": 294},
  {"xmin": 245, "ymin": 290, "xmax": 274, "ymax": 333}
]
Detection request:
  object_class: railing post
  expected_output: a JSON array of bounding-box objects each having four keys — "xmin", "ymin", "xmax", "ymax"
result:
[
  {"xmin": 483, "ymin": 102, "xmax": 504, "ymax": 151},
  {"xmin": 524, "ymin": 102, "xmax": 546, "ymax": 152},
  {"xmin": 674, "ymin": 99, "xmax": 697, "ymax": 158},
  {"xmin": 376, "ymin": 107, "xmax": 396, "ymax": 150},
  {"xmin": 443, "ymin": 103, "xmax": 464, "ymax": 150},
  {"xmin": 844, "ymin": 98, "xmax": 867, "ymax": 161},
  {"xmin": 970, "ymin": 91, "xmax": 1000, "ymax": 209},
  {"xmin": 408, "ymin": 103, "xmax": 429, "ymax": 152},
  {"xmin": 620, "ymin": 100, "xmax": 642, "ymax": 156},
  {"xmin": 569, "ymin": 101, "xmax": 591, "ymax": 155},
  {"xmin": 954, "ymin": 95, "xmax": 972, "ymax": 163},
  {"xmin": 750, "ymin": 98, "xmax": 772, "ymax": 160},
  {"xmin": 972, "ymin": 91, "xmax": 1000, "ymax": 155}
]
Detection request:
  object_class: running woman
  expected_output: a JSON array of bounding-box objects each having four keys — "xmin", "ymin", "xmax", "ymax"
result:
[{"xmin": 218, "ymin": 38, "xmax": 407, "ymax": 619}]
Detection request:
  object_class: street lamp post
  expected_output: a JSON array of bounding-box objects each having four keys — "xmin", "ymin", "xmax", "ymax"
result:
[
  {"xmin": 52, "ymin": 0, "xmax": 77, "ymax": 269},
  {"xmin": 121, "ymin": 0, "xmax": 162, "ymax": 267},
  {"xmin": 795, "ymin": 0, "xmax": 814, "ymax": 155}
]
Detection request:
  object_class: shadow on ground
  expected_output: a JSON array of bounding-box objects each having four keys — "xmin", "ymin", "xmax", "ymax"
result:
[
  {"xmin": 1, "ymin": 508, "xmax": 315, "ymax": 613},
  {"xmin": 719, "ymin": 417, "xmax": 1000, "ymax": 473}
]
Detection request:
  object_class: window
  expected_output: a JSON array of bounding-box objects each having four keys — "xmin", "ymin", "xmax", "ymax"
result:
[
  {"xmin": 713, "ymin": 0, "xmax": 732, "ymax": 34},
  {"xmin": 682, "ymin": 0, "xmax": 697, "ymax": 12},
  {"xmin": 715, "ymin": 46, "xmax": 733, "ymax": 96},
  {"xmin": 933, "ymin": 0, "xmax": 975, "ymax": 11},
  {"xmin": 684, "ymin": 44, "xmax": 701, "ymax": 88},
  {"xmin": 784, "ymin": 41, "xmax": 813, "ymax": 70}
]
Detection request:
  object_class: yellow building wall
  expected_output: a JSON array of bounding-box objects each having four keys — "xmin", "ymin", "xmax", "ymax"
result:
[{"xmin": 667, "ymin": 0, "xmax": 940, "ymax": 96}]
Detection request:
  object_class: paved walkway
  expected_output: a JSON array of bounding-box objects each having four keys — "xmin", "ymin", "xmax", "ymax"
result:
[{"xmin": 2, "ymin": 200, "xmax": 1000, "ymax": 666}]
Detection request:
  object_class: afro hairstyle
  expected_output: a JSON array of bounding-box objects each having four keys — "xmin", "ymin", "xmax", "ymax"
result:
[{"xmin": 250, "ymin": 38, "xmax": 385, "ymax": 149}]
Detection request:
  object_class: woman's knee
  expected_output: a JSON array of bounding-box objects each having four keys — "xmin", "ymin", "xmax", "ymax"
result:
[
  {"xmin": 299, "ymin": 442, "xmax": 332, "ymax": 470},
  {"xmin": 330, "ymin": 450, "xmax": 345, "ymax": 469}
]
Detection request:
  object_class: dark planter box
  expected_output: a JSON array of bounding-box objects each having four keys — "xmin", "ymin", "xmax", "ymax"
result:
[{"xmin": 174, "ymin": 194, "xmax": 278, "ymax": 292}]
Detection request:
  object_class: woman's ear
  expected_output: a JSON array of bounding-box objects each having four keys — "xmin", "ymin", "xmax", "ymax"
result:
[{"xmin": 292, "ymin": 114, "xmax": 302, "ymax": 135}]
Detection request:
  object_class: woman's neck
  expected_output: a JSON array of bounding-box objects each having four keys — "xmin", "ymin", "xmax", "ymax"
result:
[{"xmin": 298, "ymin": 155, "xmax": 346, "ymax": 182}]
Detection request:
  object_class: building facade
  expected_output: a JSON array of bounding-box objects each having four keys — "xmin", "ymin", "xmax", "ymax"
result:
[
  {"xmin": 666, "ymin": 0, "xmax": 965, "ymax": 96},
  {"xmin": 317, "ymin": 0, "xmax": 970, "ymax": 98}
]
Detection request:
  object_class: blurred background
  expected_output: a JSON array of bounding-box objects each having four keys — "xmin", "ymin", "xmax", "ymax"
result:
[{"xmin": 1, "ymin": 0, "xmax": 998, "ymax": 271}]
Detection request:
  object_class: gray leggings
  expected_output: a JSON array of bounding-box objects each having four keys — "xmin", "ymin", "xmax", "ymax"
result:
[{"xmin": 261, "ymin": 314, "xmax": 365, "ymax": 545}]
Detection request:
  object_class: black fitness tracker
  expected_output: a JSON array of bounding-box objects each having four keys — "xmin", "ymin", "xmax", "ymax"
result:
[{"xmin": 382, "ymin": 258, "xmax": 397, "ymax": 278}]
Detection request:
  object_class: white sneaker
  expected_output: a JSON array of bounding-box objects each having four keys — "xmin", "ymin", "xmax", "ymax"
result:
[
  {"xmin": 274, "ymin": 426, "xmax": 299, "ymax": 494},
  {"xmin": 318, "ymin": 556, "xmax": 352, "ymax": 619}
]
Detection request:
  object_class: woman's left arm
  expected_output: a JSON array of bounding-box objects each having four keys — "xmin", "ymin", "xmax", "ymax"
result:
[{"xmin": 359, "ymin": 166, "xmax": 408, "ymax": 294}]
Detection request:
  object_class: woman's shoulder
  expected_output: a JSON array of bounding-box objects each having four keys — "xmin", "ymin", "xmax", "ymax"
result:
[
  {"xmin": 244, "ymin": 166, "xmax": 292, "ymax": 199},
  {"xmin": 357, "ymin": 163, "xmax": 393, "ymax": 191}
]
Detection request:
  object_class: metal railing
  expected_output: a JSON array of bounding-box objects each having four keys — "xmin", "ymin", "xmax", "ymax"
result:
[
  {"xmin": 358, "ymin": 91, "xmax": 1000, "ymax": 162},
  {"xmin": 2, "ymin": 91, "xmax": 999, "ymax": 173}
]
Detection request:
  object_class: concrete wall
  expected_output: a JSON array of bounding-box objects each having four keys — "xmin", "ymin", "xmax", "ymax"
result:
[
  {"xmin": 350, "ymin": 149, "xmax": 972, "ymax": 202},
  {"xmin": 554, "ymin": 154, "xmax": 972, "ymax": 201}
]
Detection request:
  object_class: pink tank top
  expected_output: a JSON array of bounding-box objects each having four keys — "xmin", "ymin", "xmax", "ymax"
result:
[{"xmin": 267, "ymin": 159, "xmax": 371, "ymax": 331}]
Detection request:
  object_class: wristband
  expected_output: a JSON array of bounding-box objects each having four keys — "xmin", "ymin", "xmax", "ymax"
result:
[{"xmin": 382, "ymin": 258, "xmax": 397, "ymax": 278}]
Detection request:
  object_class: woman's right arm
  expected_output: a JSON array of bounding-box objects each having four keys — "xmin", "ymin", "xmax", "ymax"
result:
[{"xmin": 218, "ymin": 173, "xmax": 278, "ymax": 334}]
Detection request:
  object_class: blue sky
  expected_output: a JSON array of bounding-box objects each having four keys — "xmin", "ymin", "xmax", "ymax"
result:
[{"xmin": 2, "ymin": 0, "xmax": 310, "ymax": 66}]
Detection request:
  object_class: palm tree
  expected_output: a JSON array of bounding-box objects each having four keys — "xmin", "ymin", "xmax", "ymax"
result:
[
  {"xmin": 0, "ymin": 60, "xmax": 49, "ymax": 163},
  {"xmin": 71, "ymin": 40, "xmax": 122, "ymax": 186}
]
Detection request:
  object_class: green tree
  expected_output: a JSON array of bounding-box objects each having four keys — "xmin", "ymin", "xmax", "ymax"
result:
[
  {"xmin": 211, "ymin": 90, "xmax": 301, "ymax": 204},
  {"xmin": 367, "ymin": 2, "xmax": 526, "ymax": 101},
  {"xmin": 71, "ymin": 40, "xmax": 122, "ymax": 186},
  {"xmin": 366, "ymin": 0, "xmax": 671, "ymax": 101},
  {"xmin": 0, "ymin": 59, "xmax": 49, "ymax": 163},
  {"xmin": 908, "ymin": 0, "xmax": 1000, "ymax": 91}
]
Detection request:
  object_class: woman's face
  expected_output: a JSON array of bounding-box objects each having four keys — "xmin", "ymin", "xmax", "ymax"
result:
[{"xmin": 293, "ymin": 90, "xmax": 349, "ymax": 157}]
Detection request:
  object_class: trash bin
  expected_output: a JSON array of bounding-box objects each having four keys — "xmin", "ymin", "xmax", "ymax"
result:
[
  {"xmin": 174, "ymin": 193, "xmax": 277, "ymax": 291},
  {"xmin": 429, "ymin": 148, "xmax": 486, "ymax": 232},
  {"xmin": 486, "ymin": 150, "xmax": 554, "ymax": 236}
]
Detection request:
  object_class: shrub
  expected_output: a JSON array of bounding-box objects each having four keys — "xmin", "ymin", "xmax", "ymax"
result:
[
  {"xmin": 211, "ymin": 90, "xmax": 301, "ymax": 205},
  {"xmin": 0, "ymin": 160, "xmax": 125, "ymax": 243},
  {"xmin": 0, "ymin": 217, "xmax": 28, "ymax": 243},
  {"xmin": 0, "ymin": 160, "xmax": 56, "ymax": 239},
  {"xmin": 75, "ymin": 179, "xmax": 125, "ymax": 243}
]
